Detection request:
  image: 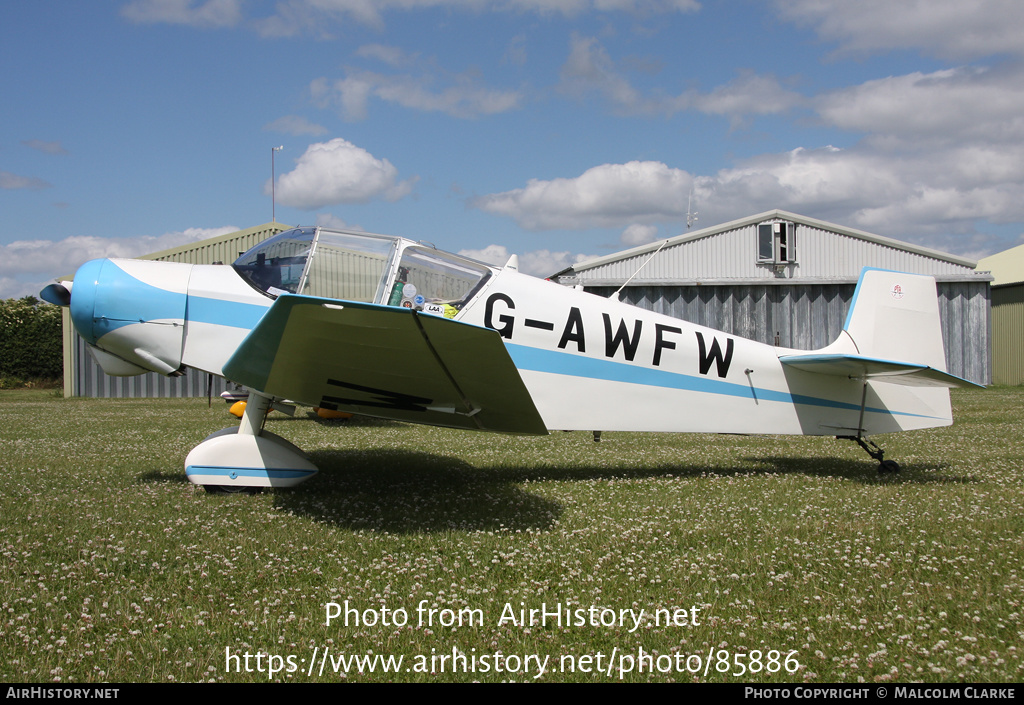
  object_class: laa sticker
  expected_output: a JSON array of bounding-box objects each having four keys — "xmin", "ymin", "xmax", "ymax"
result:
[{"xmin": 890, "ymin": 283, "xmax": 904, "ymax": 299}]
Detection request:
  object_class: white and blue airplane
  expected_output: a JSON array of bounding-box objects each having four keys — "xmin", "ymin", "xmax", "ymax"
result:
[{"xmin": 42, "ymin": 225, "xmax": 980, "ymax": 491}]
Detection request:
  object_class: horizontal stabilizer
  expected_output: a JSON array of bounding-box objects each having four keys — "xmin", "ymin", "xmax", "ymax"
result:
[
  {"xmin": 779, "ymin": 353, "xmax": 983, "ymax": 389},
  {"xmin": 223, "ymin": 295, "xmax": 548, "ymax": 435}
]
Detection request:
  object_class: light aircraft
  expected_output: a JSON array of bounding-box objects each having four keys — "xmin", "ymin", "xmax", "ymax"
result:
[{"xmin": 41, "ymin": 225, "xmax": 980, "ymax": 491}]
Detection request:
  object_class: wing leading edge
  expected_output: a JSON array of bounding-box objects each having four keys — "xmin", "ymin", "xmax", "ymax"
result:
[
  {"xmin": 223, "ymin": 295, "xmax": 548, "ymax": 435},
  {"xmin": 779, "ymin": 353, "xmax": 983, "ymax": 389}
]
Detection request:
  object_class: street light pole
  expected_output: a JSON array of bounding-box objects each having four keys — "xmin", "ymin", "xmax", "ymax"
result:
[{"xmin": 271, "ymin": 145, "xmax": 283, "ymax": 222}]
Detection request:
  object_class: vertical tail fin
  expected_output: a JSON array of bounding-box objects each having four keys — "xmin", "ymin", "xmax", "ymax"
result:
[
  {"xmin": 838, "ymin": 268, "xmax": 947, "ymax": 370},
  {"xmin": 781, "ymin": 268, "xmax": 980, "ymax": 389},
  {"xmin": 780, "ymin": 268, "xmax": 974, "ymax": 435}
]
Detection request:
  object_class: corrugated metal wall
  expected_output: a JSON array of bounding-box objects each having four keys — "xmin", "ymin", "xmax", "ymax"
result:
[
  {"xmin": 588, "ymin": 282, "xmax": 990, "ymax": 384},
  {"xmin": 991, "ymin": 284, "xmax": 1024, "ymax": 385},
  {"xmin": 939, "ymin": 282, "xmax": 992, "ymax": 385},
  {"xmin": 72, "ymin": 334, "xmax": 230, "ymax": 398}
]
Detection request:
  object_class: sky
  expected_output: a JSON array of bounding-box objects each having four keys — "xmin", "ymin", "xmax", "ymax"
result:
[{"xmin": 3, "ymin": 0, "xmax": 1024, "ymax": 299}]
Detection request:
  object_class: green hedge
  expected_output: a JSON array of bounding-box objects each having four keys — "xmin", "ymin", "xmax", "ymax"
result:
[{"xmin": 0, "ymin": 297, "xmax": 63, "ymax": 386}]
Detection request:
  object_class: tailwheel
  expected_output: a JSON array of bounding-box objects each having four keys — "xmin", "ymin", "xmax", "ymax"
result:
[
  {"xmin": 840, "ymin": 380, "xmax": 902, "ymax": 476},
  {"xmin": 878, "ymin": 459, "xmax": 901, "ymax": 474},
  {"xmin": 838, "ymin": 434, "xmax": 900, "ymax": 475}
]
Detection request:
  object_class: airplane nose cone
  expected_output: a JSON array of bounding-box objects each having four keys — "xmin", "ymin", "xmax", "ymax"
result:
[
  {"xmin": 68, "ymin": 258, "xmax": 106, "ymax": 345},
  {"xmin": 64, "ymin": 258, "xmax": 192, "ymax": 376}
]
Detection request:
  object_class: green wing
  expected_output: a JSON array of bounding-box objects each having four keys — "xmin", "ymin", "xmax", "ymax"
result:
[{"xmin": 223, "ymin": 295, "xmax": 548, "ymax": 435}]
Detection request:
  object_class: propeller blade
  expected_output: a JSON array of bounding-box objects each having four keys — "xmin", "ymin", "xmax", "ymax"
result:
[{"xmin": 40, "ymin": 282, "xmax": 72, "ymax": 307}]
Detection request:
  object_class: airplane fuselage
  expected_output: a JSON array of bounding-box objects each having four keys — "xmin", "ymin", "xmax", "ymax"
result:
[
  {"xmin": 48, "ymin": 225, "xmax": 967, "ymax": 488},
  {"xmin": 68, "ymin": 250, "xmax": 951, "ymax": 440}
]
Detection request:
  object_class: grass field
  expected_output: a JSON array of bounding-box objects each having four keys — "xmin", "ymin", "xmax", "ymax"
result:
[{"xmin": 0, "ymin": 387, "xmax": 1021, "ymax": 682}]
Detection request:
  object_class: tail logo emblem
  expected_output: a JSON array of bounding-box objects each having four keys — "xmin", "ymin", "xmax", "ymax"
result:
[{"xmin": 891, "ymin": 283, "xmax": 904, "ymax": 299}]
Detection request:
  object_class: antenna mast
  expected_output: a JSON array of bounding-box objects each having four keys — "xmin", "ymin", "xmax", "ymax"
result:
[{"xmin": 686, "ymin": 189, "xmax": 698, "ymax": 230}]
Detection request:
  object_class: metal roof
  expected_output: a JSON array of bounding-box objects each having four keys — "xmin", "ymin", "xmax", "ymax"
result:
[
  {"xmin": 977, "ymin": 243, "xmax": 1024, "ymax": 287},
  {"xmin": 553, "ymin": 210, "xmax": 986, "ymax": 286}
]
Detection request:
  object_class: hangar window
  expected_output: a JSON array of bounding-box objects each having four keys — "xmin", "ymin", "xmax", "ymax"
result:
[{"xmin": 757, "ymin": 221, "xmax": 796, "ymax": 264}]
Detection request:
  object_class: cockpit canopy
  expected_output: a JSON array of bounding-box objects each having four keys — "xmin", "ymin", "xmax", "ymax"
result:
[{"xmin": 232, "ymin": 227, "xmax": 494, "ymax": 316}]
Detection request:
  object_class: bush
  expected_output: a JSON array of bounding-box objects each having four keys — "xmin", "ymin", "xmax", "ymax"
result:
[{"xmin": 0, "ymin": 296, "xmax": 63, "ymax": 386}]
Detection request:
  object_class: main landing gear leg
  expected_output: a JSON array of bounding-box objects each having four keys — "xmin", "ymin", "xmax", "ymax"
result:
[{"xmin": 184, "ymin": 391, "xmax": 319, "ymax": 493}]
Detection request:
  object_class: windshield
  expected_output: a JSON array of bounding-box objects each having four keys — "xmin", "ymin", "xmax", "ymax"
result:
[
  {"xmin": 233, "ymin": 228, "xmax": 492, "ymax": 314},
  {"xmin": 233, "ymin": 227, "xmax": 399, "ymax": 302},
  {"xmin": 303, "ymin": 230, "xmax": 397, "ymax": 302},
  {"xmin": 233, "ymin": 227, "xmax": 314, "ymax": 296}
]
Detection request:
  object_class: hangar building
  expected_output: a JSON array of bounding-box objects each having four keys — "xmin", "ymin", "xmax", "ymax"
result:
[
  {"xmin": 977, "ymin": 245, "xmax": 1024, "ymax": 385},
  {"xmin": 552, "ymin": 210, "xmax": 991, "ymax": 385}
]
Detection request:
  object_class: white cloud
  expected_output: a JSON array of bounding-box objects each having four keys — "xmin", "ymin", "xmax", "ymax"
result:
[
  {"xmin": 621, "ymin": 224, "xmax": 658, "ymax": 246},
  {"xmin": 121, "ymin": 0, "xmax": 244, "ymax": 28},
  {"xmin": 559, "ymin": 34, "xmax": 646, "ymax": 112},
  {"xmin": 474, "ymin": 48, "xmax": 1024, "ymax": 255},
  {"xmin": 0, "ymin": 227, "xmax": 238, "ymax": 278},
  {"xmin": 356, "ymin": 44, "xmax": 420, "ymax": 67},
  {"xmin": 559, "ymin": 35, "xmax": 803, "ymax": 120},
  {"xmin": 457, "ymin": 244, "xmax": 596, "ymax": 278},
  {"xmin": 0, "ymin": 275, "xmax": 60, "ymax": 302},
  {"xmin": 373, "ymin": 74, "xmax": 522, "ymax": 118},
  {"xmin": 471, "ymin": 139, "xmax": 1024, "ymax": 252},
  {"xmin": 687, "ymin": 70, "xmax": 805, "ymax": 120},
  {"xmin": 0, "ymin": 172, "xmax": 52, "ymax": 190},
  {"xmin": 503, "ymin": 34, "xmax": 528, "ymax": 67},
  {"xmin": 314, "ymin": 213, "xmax": 363, "ymax": 231},
  {"xmin": 688, "ymin": 146, "xmax": 897, "ymax": 226},
  {"xmin": 312, "ymin": 70, "xmax": 523, "ymax": 121},
  {"xmin": 816, "ymin": 65, "xmax": 1024, "ymax": 146},
  {"xmin": 220, "ymin": 0, "xmax": 702, "ymax": 35},
  {"xmin": 0, "ymin": 226, "xmax": 238, "ymax": 299},
  {"xmin": 470, "ymin": 161, "xmax": 694, "ymax": 230},
  {"xmin": 776, "ymin": 0, "xmax": 1024, "ymax": 59},
  {"xmin": 271, "ymin": 138, "xmax": 416, "ymax": 209},
  {"xmin": 21, "ymin": 140, "xmax": 68, "ymax": 155},
  {"xmin": 519, "ymin": 249, "xmax": 598, "ymax": 277},
  {"xmin": 509, "ymin": 0, "xmax": 699, "ymax": 13},
  {"xmin": 263, "ymin": 115, "xmax": 328, "ymax": 136},
  {"xmin": 690, "ymin": 143, "xmax": 1024, "ymax": 245},
  {"xmin": 458, "ymin": 244, "xmax": 514, "ymax": 267}
]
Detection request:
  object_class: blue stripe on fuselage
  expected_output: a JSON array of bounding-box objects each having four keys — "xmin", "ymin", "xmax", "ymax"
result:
[
  {"xmin": 186, "ymin": 296, "xmax": 269, "ymax": 330},
  {"xmin": 78, "ymin": 260, "xmax": 270, "ymax": 341},
  {"xmin": 505, "ymin": 342, "xmax": 938, "ymax": 419}
]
